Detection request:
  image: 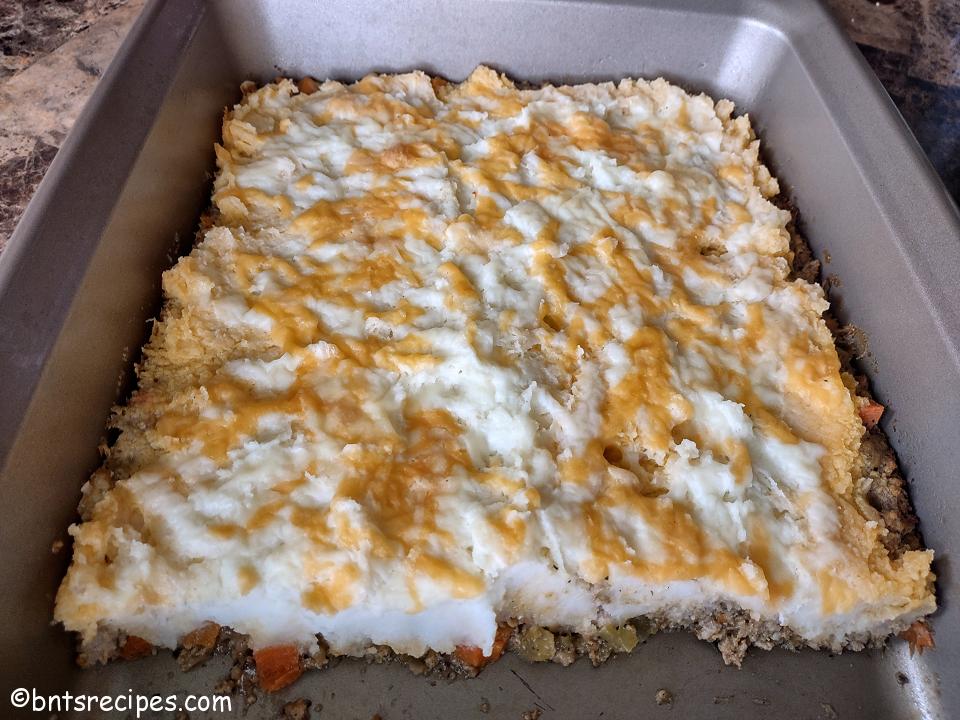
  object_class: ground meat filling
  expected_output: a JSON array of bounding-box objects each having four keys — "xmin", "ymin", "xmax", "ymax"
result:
[{"xmin": 860, "ymin": 430, "xmax": 922, "ymax": 557}]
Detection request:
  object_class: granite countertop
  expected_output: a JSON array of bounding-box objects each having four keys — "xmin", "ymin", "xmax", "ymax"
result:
[{"xmin": 0, "ymin": 0, "xmax": 958, "ymax": 252}]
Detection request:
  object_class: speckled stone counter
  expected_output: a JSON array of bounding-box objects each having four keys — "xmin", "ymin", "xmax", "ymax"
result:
[
  {"xmin": 0, "ymin": 0, "xmax": 145, "ymax": 247},
  {"xmin": 1, "ymin": 0, "xmax": 958, "ymax": 252}
]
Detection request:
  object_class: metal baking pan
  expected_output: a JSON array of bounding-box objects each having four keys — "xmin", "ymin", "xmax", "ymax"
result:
[{"xmin": 1, "ymin": 0, "xmax": 958, "ymax": 717}]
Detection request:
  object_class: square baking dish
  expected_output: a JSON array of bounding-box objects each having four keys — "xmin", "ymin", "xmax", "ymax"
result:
[{"xmin": 1, "ymin": 0, "xmax": 958, "ymax": 717}]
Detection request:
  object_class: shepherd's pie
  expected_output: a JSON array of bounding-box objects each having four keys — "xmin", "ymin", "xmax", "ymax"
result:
[{"xmin": 55, "ymin": 67, "xmax": 936, "ymax": 683}]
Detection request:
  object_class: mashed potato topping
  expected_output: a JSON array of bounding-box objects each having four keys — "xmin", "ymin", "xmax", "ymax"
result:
[{"xmin": 55, "ymin": 67, "xmax": 934, "ymax": 660}]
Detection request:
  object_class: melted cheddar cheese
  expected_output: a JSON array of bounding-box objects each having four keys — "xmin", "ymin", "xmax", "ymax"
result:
[{"xmin": 56, "ymin": 67, "xmax": 934, "ymax": 658}]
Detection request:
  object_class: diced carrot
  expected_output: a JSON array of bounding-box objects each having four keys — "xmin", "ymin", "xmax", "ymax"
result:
[
  {"xmin": 489, "ymin": 624, "xmax": 512, "ymax": 661},
  {"xmin": 858, "ymin": 400, "xmax": 884, "ymax": 429},
  {"xmin": 182, "ymin": 622, "xmax": 220, "ymax": 651},
  {"xmin": 454, "ymin": 645, "xmax": 486, "ymax": 667},
  {"xmin": 298, "ymin": 77, "xmax": 320, "ymax": 95},
  {"xmin": 254, "ymin": 644, "xmax": 303, "ymax": 692},
  {"xmin": 900, "ymin": 620, "xmax": 935, "ymax": 656},
  {"xmin": 455, "ymin": 625, "xmax": 513, "ymax": 669},
  {"xmin": 119, "ymin": 635, "xmax": 153, "ymax": 660}
]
